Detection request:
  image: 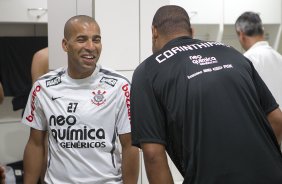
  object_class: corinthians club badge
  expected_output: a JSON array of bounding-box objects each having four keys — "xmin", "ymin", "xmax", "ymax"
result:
[{"xmin": 91, "ymin": 90, "xmax": 106, "ymax": 106}]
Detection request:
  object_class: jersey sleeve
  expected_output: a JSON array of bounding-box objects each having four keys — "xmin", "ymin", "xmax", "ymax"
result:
[
  {"xmin": 250, "ymin": 61, "xmax": 279, "ymax": 114},
  {"xmin": 115, "ymin": 80, "xmax": 132, "ymax": 135},
  {"xmin": 22, "ymin": 82, "xmax": 47, "ymax": 130},
  {"xmin": 131, "ymin": 65, "xmax": 166, "ymax": 148}
]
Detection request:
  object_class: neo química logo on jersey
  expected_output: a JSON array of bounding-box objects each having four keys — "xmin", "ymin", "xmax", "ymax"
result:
[
  {"xmin": 189, "ymin": 55, "xmax": 218, "ymax": 65},
  {"xmin": 49, "ymin": 114, "xmax": 106, "ymax": 149}
]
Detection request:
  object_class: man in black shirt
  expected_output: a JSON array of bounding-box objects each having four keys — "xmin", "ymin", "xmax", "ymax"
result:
[{"xmin": 131, "ymin": 5, "xmax": 282, "ymax": 184}]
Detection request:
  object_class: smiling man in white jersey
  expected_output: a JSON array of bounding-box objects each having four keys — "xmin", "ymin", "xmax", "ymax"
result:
[{"xmin": 22, "ymin": 15, "xmax": 139, "ymax": 184}]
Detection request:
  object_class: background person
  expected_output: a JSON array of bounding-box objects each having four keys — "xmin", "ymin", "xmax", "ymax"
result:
[
  {"xmin": 131, "ymin": 5, "xmax": 282, "ymax": 184},
  {"xmin": 235, "ymin": 11, "xmax": 282, "ymax": 111},
  {"xmin": 22, "ymin": 15, "xmax": 139, "ymax": 184},
  {"xmin": 31, "ymin": 47, "xmax": 49, "ymax": 84}
]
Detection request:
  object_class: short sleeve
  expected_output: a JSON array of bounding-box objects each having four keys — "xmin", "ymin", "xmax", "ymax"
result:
[
  {"xmin": 250, "ymin": 62, "xmax": 278, "ymax": 114},
  {"xmin": 115, "ymin": 81, "xmax": 131, "ymax": 135},
  {"xmin": 22, "ymin": 82, "xmax": 47, "ymax": 130},
  {"xmin": 131, "ymin": 65, "xmax": 166, "ymax": 148}
]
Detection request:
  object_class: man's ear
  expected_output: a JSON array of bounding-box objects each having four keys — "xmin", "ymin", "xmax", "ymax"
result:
[
  {"xmin": 152, "ymin": 25, "xmax": 158, "ymax": 40},
  {"xmin": 239, "ymin": 31, "xmax": 249, "ymax": 46},
  {"xmin": 62, "ymin": 38, "xmax": 68, "ymax": 52},
  {"xmin": 237, "ymin": 31, "xmax": 244, "ymax": 40},
  {"xmin": 236, "ymin": 31, "xmax": 249, "ymax": 51}
]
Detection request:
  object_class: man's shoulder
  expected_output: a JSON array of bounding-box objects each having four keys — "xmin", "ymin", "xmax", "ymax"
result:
[
  {"xmin": 98, "ymin": 66, "xmax": 130, "ymax": 85},
  {"xmin": 244, "ymin": 42, "xmax": 282, "ymax": 62},
  {"xmin": 40, "ymin": 67, "xmax": 65, "ymax": 79},
  {"xmin": 35, "ymin": 67, "xmax": 66, "ymax": 87}
]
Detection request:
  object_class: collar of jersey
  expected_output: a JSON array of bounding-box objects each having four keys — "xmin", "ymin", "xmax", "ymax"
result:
[
  {"xmin": 65, "ymin": 64, "xmax": 101, "ymax": 84},
  {"xmin": 163, "ymin": 36, "xmax": 193, "ymax": 50}
]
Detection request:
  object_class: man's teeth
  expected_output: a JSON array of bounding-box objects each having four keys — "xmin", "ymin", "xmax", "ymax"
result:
[{"xmin": 83, "ymin": 55, "xmax": 94, "ymax": 59}]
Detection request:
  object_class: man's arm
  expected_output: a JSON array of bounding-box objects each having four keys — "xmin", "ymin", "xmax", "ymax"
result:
[
  {"xmin": 141, "ymin": 143, "xmax": 174, "ymax": 184},
  {"xmin": 31, "ymin": 48, "xmax": 49, "ymax": 184},
  {"xmin": 119, "ymin": 133, "xmax": 139, "ymax": 184},
  {"xmin": 267, "ymin": 107, "xmax": 282, "ymax": 144},
  {"xmin": 23, "ymin": 128, "xmax": 46, "ymax": 184},
  {"xmin": 31, "ymin": 47, "xmax": 49, "ymax": 84}
]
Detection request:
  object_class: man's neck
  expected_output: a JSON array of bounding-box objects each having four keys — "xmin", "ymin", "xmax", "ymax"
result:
[{"xmin": 245, "ymin": 35, "xmax": 264, "ymax": 51}]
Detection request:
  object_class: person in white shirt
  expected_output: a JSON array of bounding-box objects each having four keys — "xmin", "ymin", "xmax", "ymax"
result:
[
  {"xmin": 235, "ymin": 11, "xmax": 282, "ymax": 111},
  {"xmin": 22, "ymin": 15, "xmax": 139, "ymax": 184}
]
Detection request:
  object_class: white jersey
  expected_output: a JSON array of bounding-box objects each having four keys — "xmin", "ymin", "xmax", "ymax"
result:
[{"xmin": 22, "ymin": 64, "xmax": 131, "ymax": 184}]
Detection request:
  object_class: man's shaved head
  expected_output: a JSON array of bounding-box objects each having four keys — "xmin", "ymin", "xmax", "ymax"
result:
[
  {"xmin": 152, "ymin": 5, "xmax": 192, "ymax": 36},
  {"xmin": 64, "ymin": 15, "xmax": 98, "ymax": 40}
]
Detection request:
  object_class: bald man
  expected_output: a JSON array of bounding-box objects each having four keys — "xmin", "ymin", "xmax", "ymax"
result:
[{"xmin": 22, "ymin": 15, "xmax": 139, "ymax": 184}]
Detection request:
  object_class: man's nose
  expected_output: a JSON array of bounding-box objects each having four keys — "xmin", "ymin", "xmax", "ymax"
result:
[{"xmin": 85, "ymin": 40, "xmax": 95, "ymax": 50}]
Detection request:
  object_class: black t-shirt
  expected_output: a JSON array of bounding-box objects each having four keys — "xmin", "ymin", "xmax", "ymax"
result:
[{"xmin": 131, "ymin": 36, "xmax": 282, "ymax": 184}]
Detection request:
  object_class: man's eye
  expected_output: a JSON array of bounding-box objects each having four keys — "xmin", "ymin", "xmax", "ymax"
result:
[
  {"xmin": 93, "ymin": 38, "xmax": 101, "ymax": 43},
  {"xmin": 77, "ymin": 39, "xmax": 85, "ymax": 42}
]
